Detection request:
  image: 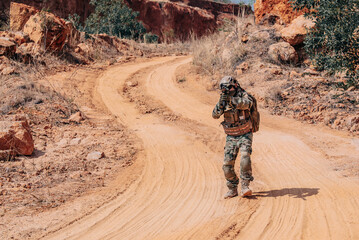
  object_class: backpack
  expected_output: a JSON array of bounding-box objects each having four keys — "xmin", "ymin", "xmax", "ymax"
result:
[{"xmin": 248, "ymin": 93, "xmax": 260, "ymax": 132}]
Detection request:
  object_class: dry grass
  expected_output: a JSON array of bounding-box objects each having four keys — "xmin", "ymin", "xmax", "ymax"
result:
[
  {"xmin": 191, "ymin": 14, "xmax": 278, "ymax": 77},
  {"xmin": 192, "ymin": 31, "xmax": 247, "ymax": 75}
]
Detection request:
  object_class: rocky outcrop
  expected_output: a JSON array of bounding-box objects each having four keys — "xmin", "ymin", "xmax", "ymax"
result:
[
  {"xmin": 0, "ymin": 115, "xmax": 34, "ymax": 157},
  {"xmin": 268, "ymin": 42, "xmax": 298, "ymax": 64},
  {"xmin": 3, "ymin": 0, "xmax": 92, "ymax": 23},
  {"xmin": 6, "ymin": 0, "xmax": 252, "ymax": 43},
  {"xmin": 280, "ymin": 15, "xmax": 315, "ymax": 46},
  {"xmin": 9, "ymin": 2, "xmax": 39, "ymax": 31},
  {"xmin": 169, "ymin": 0, "xmax": 252, "ymax": 17},
  {"xmin": 23, "ymin": 11, "xmax": 71, "ymax": 52},
  {"xmin": 254, "ymin": 0, "xmax": 305, "ymax": 25},
  {"xmin": 9, "ymin": 3, "xmax": 82, "ymax": 53},
  {"xmin": 126, "ymin": 0, "xmax": 252, "ymax": 42}
]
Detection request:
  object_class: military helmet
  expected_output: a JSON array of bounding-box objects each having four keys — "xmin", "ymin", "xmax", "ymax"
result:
[{"xmin": 219, "ymin": 76, "xmax": 239, "ymax": 90}]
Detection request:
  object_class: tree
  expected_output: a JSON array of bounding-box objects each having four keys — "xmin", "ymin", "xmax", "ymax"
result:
[
  {"xmin": 290, "ymin": 0, "xmax": 359, "ymax": 87},
  {"xmin": 84, "ymin": 0, "xmax": 146, "ymax": 40}
]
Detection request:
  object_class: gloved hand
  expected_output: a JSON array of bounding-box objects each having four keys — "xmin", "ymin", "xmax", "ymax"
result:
[
  {"xmin": 219, "ymin": 93, "xmax": 229, "ymax": 109},
  {"xmin": 220, "ymin": 93, "xmax": 228, "ymax": 102}
]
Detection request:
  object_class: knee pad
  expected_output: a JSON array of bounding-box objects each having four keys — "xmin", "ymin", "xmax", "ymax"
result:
[
  {"xmin": 241, "ymin": 151, "xmax": 250, "ymax": 158},
  {"xmin": 222, "ymin": 165, "xmax": 236, "ymax": 180}
]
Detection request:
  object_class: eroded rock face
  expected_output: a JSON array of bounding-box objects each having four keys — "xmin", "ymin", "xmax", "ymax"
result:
[
  {"xmin": 268, "ymin": 42, "xmax": 298, "ymax": 64},
  {"xmin": 9, "ymin": 2, "xmax": 39, "ymax": 31},
  {"xmin": 127, "ymin": 0, "xmax": 252, "ymax": 42},
  {"xmin": 0, "ymin": 116, "xmax": 34, "ymax": 157},
  {"xmin": 4, "ymin": 0, "xmax": 92, "ymax": 24},
  {"xmin": 254, "ymin": 0, "xmax": 305, "ymax": 25},
  {"xmin": 280, "ymin": 15, "xmax": 315, "ymax": 46},
  {"xmin": 23, "ymin": 12, "xmax": 71, "ymax": 52}
]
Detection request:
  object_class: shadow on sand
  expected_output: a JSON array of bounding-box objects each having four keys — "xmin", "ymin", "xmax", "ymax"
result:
[{"xmin": 246, "ymin": 188, "xmax": 320, "ymax": 200}]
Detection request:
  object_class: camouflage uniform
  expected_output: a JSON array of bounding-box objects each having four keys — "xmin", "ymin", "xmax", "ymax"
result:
[{"xmin": 212, "ymin": 88, "xmax": 254, "ymax": 193}]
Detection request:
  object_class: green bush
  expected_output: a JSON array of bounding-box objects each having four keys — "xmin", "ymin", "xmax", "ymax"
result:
[
  {"xmin": 291, "ymin": 0, "xmax": 359, "ymax": 88},
  {"xmin": 84, "ymin": 0, "xmax": 146, "ymax": 40},
  {"xmin": 67, "ymin": 13, "xmax": 83, "ymax": 31},
  {"xmin": 143, "ymin": 33, "xmax": 159, "ymax": 43}
]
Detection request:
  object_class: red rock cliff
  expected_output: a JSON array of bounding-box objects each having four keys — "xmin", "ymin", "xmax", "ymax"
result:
[
  {"xmin": 126, "ymin": 0, "xmax": 252, "ymax": 42},
  {"xmin": 254, "ymin": 0, "xmax": 305, "ymax": 24},
  {"xmin": 1, "ymin": 0, "xmax": 92, "ymax": 22},
  {"xmin": 2, "ymin": 0, "xmax": 252, "ymax": 42}
]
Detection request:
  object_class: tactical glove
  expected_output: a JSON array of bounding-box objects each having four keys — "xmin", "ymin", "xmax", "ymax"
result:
[{"xmin": 219, "ymin": 93, "xmax": 229, "ymax": 109}]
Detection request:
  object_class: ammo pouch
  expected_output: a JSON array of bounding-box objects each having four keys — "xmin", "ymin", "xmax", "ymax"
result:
[
  {"xmin": 221, "ymin": 121, "xmax": 251, "ymax": 136},
  {"xmin": 221, "ymin": 109, "xmax": 251, "ymax": 136}
]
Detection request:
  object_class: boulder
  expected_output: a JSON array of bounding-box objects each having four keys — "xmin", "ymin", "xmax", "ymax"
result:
[
  {"xmin": 23, "ymin": 11, "xmax": 70, "ymax": 52},
  {"xmin": 268, "ymin": 42, "xmax": 298, "ymax": 64},
  {"xmin": 280, "ymin": 15, "xmax": 315, "ymax": 46},
  {"xmin": 0, "ymin": 38, "xmax": 16, "ymax": 57},
  {"xmin": 0, "ymin": 116, "xmax": 34, "ymax": 156},
  {"xmin": 249, "ymin": 30, "xmax": 271, "ymax": 41},
  {"xmin": 10, "ymin": 2, "xmax": 39, "ymax": 31},
  {"xmin": 254, "ymin": 0, "xmax": 305, "ymax": 25}
]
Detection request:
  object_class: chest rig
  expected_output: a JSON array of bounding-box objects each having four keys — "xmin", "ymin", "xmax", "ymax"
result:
[{"xmin": 221, "ymin": 108, "xmax": 251, "ymax": 136}]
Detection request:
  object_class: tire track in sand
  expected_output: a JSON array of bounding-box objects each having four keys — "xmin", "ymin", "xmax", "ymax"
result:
[
  {"xmin": 145, "ymin": 58, "xmax": 359, "ymax": 240},
  {"xmin": 44, "ymin": 57, "xmax": 236, "ymax": 240},
  {"xmin": 45, "ymin": 56, "xmax": 359, "ymax": 240}
]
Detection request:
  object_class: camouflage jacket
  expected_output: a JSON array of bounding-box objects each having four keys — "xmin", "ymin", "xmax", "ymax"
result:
[{"xmin": 212, "ymin": 90, "xmax": 253, "ymax": 119}]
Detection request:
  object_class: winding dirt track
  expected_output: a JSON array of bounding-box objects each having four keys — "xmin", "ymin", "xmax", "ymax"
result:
[{"xmin": 45, "ymin": 57, "xmax": 359, "ymax": 240}]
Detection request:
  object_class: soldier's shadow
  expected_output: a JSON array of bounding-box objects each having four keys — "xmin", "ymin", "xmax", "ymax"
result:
[{"xmin": 247, "ymin": 188, "xmax": 319, "ymax": 200}]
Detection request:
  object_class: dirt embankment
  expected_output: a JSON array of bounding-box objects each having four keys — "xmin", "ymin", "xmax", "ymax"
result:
[
  {"xmin": 0, "ymin": 62, "xmax": 142, "ymax": 239},
  {"xmin": 190, "ymin": 16, "xmax": 359, "ymax": 135}
]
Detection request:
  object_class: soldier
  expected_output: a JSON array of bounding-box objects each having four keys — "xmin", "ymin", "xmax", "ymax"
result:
[{"xmin": 212, "ymin": 76, "xmax": 255, "ymax": 199}]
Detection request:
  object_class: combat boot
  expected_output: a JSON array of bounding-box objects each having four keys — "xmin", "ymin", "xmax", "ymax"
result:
[
  {"xmin": 240, "ymin": 180, "xmax": 252, "ymax": 197},
  {"xmin": 224, "ymin": 187, "xmax": 238, "ymax": 199}
]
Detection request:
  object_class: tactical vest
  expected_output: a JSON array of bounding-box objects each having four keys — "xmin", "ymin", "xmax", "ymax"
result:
[{"xmin": 221, "ymin": 109, "xmax": 251, "ymax": 136}]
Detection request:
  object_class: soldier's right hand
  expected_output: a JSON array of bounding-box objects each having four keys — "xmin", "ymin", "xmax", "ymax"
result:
[
  {"xmin": 219, "ymin": 93, "xmax": 228, "ymax": 109},
  {"xmin": 220, "ymin": 93, "xmax": 228, "ymax": 102}
]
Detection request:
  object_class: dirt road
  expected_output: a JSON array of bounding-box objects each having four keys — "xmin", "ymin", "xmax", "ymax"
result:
[{"xmin": 44, "ymin": 57, "xmax": 359, "ymax": 239}]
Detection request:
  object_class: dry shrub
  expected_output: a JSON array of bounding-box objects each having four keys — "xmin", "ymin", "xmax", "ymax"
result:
[
  {"xmin": 191, "ymin": 16, "xmax": 258, "ymax": 76},
  {"xmin": 264, "ymin": 86, "xmax": 283, "ymax": 104},
  {"xmin": 192, "ymin": 31, "xmax": 246, "ymax": 75}
]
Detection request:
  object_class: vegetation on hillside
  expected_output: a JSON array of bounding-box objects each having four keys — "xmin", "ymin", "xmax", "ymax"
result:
[
  {"xmin": 69, "ymin": 0, "xmax": 147, "ymax": 40},
  {"xmin": 291, "ymin": 0, "xmax": 359, "ymax": 88}
]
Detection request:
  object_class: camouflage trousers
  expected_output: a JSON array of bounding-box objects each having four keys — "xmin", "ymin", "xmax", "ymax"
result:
[{"xmin": 223, "ymin": 132, "xmax": 254, "ymax": 189}]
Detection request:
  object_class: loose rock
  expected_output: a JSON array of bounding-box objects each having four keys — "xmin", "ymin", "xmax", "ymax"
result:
[
  {"xmin": 0, "ymin": 115, "xmax": 34, "ymax": 156},
  {"xmin": 268, "ymin": 42, "xmax": 298, "ymax": 64},
  {"xmin": 87, "ymin": 151, "xmax": 105, "ymax": 161},
  {"xmin": 280, "ymin": 15, "xmax": 315, "ymax": 46},
  {"xmin": 69, "ymin": 112, "xmax": 85, "ymax": 123}
]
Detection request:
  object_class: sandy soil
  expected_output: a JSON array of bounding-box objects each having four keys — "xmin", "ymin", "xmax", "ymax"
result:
[{"xmin": 28, "ymin": 56, "xmax": 359, "ymax": 240}]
